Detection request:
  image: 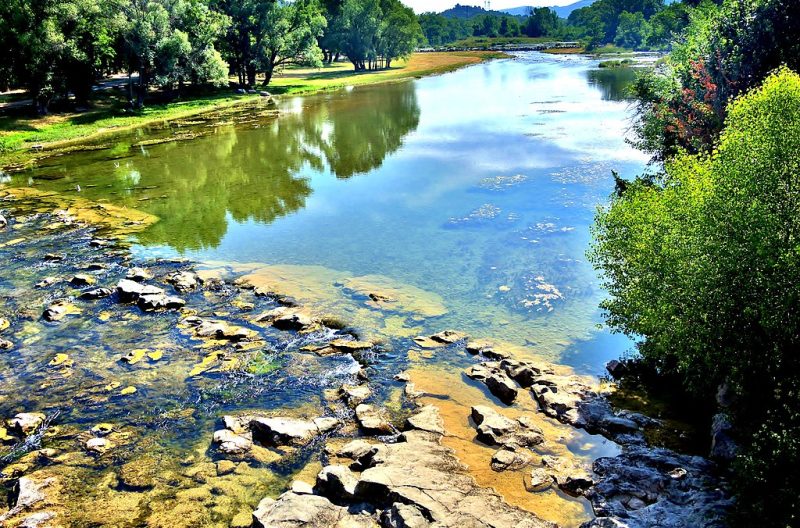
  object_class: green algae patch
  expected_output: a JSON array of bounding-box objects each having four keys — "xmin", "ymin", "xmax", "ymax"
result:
[
  {"xmin": 1, "ymin": 187, "xmax": 158, "ymax": 238},
  {"xmin": 201, "ymin": 262, "xmax": 448, "ymax": 342}
]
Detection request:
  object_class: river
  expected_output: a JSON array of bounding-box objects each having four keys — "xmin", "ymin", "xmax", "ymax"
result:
[{"xmin": 0, "ymin": 52, "xmax": 648, "ymax": 527}]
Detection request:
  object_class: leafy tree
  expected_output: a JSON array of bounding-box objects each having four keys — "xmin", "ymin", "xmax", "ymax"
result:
[
  {"xmin": 614, "ymin": 11, "xmax": 648, "ymax": 49},
  {"xmin": 253, "ymin": 0, "xmax": 327, "ymax": 85},
  {"xmin": 591, "ymin": 68, "xmax": 800, "ymax": 528},
  {"xmin": 632, "ymin": 0, "xmax": 800, "ymax": 161},
  {"xmin": 524, "ymin": 7, "xmax": 559, "ymax": 38},
  {"xmin": 339, "ymin": 0, "xmax": 381, "ymax": 70},
  {"xmin": 378, "ymin": 4, "xmax": 422, "ymax": 68}
]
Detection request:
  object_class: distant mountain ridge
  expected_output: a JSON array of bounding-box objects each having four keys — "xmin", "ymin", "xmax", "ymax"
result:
[
  {"xmin": 439, "ymin": 4, "xmax": 514, "ymax": 19},
  {"xmin": 500, "ymin": 0, "xmax": 595, "ymax": 18}
]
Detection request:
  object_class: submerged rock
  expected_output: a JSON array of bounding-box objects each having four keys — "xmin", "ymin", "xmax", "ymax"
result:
[
  {"xmin": 85, "ymin": 437, "xmax": 114, "ymax": 454},
  {"xmin": 42, "ymin": 300, "xmax": 75, "ymax": 322},
  {"xmin": 7, "ymin": 412, "xmax": 46, "ymax": 436},
  {"xmin": 70, "ymin": 273, "xmax": 96, "ymax": 287},
  {"xmin": 252, "ymin": 492, "xmax": 376, "ymax": 528},
  {"xmin": 78, "ymin": 287, "xmax": 113, "ymax": 300},
  {"xmin": 466, "ymin": 363, "xmax": 518, "ymax": 404},
  {"xmin": 405, "ymin": 405, "xmax": 445, "ymax": 435},
  {"xmin": 340, "ymin": 384, "xmax": 372, "ymax": 407}
]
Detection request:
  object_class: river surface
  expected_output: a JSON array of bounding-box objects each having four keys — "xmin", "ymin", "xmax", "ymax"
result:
[
  {"xmin": 0, "ymin": 52, "xmax": 647, "ymax": 526},
  {"xmin": 9, "ymin": 52, "xmax": 644, "ymax": 374}
]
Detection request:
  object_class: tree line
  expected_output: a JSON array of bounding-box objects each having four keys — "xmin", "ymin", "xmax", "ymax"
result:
[
  {"xmin": 419, "ymin": 0, "xmax": 721, "ymax": 51},
  {"xmin": 589, "ymin": 0, "xmax": 800, "ymax": 526},
  {"xmin": 0, "ymin": 0, "xmax": 422, "ymax": 113}
]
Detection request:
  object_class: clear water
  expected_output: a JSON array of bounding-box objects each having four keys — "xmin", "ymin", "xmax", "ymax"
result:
[{"xmin": 8, "ymin": 52, "xmax": 646, "ymax": 374}]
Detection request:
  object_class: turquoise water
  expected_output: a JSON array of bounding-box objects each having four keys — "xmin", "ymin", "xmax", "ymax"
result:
[{"xmin": 9, "ymin": 52, "xmax": 646, "ymax": 374}]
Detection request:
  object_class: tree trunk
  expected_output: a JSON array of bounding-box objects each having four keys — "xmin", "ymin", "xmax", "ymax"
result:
[
  {"xmin": 246, "ymin": 64, "xmax": 256, "ymax": 87},
  {"xmin": 264, "ymin": 66, "xmax": 274, "ymax": 86}
]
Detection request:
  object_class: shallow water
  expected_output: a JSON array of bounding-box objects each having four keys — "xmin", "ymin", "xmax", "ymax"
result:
[
  {"xmin": 8, "ymin": 52, "xmax": 645, "ymax": 374},
  {"xmin": 0, "ymin": 53, "xmax": 648, "ymax": 526}
]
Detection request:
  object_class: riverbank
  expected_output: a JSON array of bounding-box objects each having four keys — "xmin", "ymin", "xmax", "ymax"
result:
[{"xmin": 0, "ymin": 51, "xmax": 505, "ymax": 171}]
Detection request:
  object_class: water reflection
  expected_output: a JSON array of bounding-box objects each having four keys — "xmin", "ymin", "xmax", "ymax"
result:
[
  {"xmin": 18, "ymin": 82, "xmax": 420, "ymax": 251},
  {"xmin": 586, "ymin": 67, "xmax": 638, "ymax": 101}
]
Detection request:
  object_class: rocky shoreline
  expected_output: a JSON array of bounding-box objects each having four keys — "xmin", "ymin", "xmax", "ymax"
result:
[{"xmin": 0, "ymin": 190, "xmax": 731, "ymax": 527}]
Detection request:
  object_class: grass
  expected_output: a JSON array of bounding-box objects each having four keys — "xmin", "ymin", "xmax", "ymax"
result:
[
  {"xmin": 0, "ymin": 51, "xmax": 503, "ymax": 168},
  {"xmin": 269, "ymin": 51, "xmax": 508, "ymax": 95},
  {"xmin": 588, "ymin": 44, "xmax": 633, "ymax": 56}
]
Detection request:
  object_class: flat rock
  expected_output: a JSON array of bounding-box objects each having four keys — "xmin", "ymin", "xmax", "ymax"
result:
[
  {"xmin": 85, "ymin": 437, "xmax": 113, "ymax": 454},
  {"xmin": 42, "ymin": 300, "xmax": 73, "ymax": 322},
  {"xmin": 491, "ymin": 447, "xmax": 533, "ymax": 471},
  {"xmin": 542, "ymin": 455, "xmax": 594, "ymax": 496},
  {"xmin": 355, "ymin": 404, "xmax": 394, "ymax": 435},
  {"xmin": 168, "ymin": 271, "xmax": 200, "ymax": 292},
  {"xmin": 137, "ymin": 293, "xmax": 185, "ymax": 311},
  {"xmin": 250, "ymin": 416, "xmax": 338, "ymax": 447},
  {"xmin": 252, "ymin": 492, "xmax": 376, "ymax": 528},
  {"xmin": 70, "ymin": 274, "xmax": 96, "ymax": 287},
  {"xmin": 340, "ymin": 384, "xmax": 372, "ymax": 407},
  {"xmin": 116, "ymin": 279, "xmax": 164, "ymax": 302},
  {"xmin": 405, "ymin": 405, "xmax": 445, "ymax": 435},
  {"xmin": 315, "ymin": 465, "xmax": 359, "ymax": 500},
  {"xmin": 429, "ymin": 330, "xmax": 468, "ymax": 344},
  {"xmin": 126, "ymin": 268, "xmax": 152, "ymax": 282}
]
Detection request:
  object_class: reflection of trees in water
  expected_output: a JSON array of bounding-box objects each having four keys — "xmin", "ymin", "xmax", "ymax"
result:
[
  {"xmin": 95, "ymin": 82, "xmax": 419, "ymax": 251},
  {"xmin": 586, "ymin": 67, "xmax": 638, "ymax": 102}
]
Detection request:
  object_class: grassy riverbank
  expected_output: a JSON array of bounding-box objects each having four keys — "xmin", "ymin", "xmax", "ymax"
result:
[{"xmin": 0, "ymin": 51, "xmax": 504, "ymax": 170}]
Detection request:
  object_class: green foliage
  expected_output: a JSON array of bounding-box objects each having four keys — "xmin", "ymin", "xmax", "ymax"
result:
[
  {"xmin": 614, "ymin": 11, "xmax": 648, "ymax": 49},
  {"xmin": 632, "ymin": 0, "xmax": 800, "ymax": 161},
  {"xmin": 591, "ymin": 68, "xmax": 800, "ymax": 527},
  {"xmin": 524, "ymin": 8, "xmax": 560, "ymax": 38},
  {"xmin": 338, "ymin": 0, "xmax": 421, "ymax": 71}
]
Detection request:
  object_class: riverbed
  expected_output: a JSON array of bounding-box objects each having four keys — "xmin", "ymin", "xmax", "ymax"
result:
[{"xmin": 0, "ymin": 52, "xmax": 650, "ymax": 527}]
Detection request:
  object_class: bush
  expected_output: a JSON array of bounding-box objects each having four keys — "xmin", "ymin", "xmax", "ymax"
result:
[{"xmin": 590, "ymin": 68, "xmax": 800, "ymax": 527}]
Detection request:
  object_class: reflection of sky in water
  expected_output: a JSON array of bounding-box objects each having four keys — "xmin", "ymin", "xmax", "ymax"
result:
[{"xmin": 13, "ymin": 52, "xmax": 645, "ymax": 371}]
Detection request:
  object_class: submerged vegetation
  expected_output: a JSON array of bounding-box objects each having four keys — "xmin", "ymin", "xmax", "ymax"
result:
[{"xmin": 591, "ymin": 0, "xmax": 800, "ymax": 525}]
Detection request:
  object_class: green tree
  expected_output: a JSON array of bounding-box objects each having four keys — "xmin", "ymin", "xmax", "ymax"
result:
[
  {"xmin": 378, "ymin": 3, "xmax": 422, "ymax": 68},
  {"xmin": 591, "ymin": 68, "xmax": 800, "ymax": 528},
  {"xmin": 524, "ymin": 8, "xmax": 559, "ymax": 38},
  {"xmin": 614, "ymin": 11, "xmax": 649, "ymax": 49},
  {"xmin": 253, "ymin": 0, "xmax": 326, "ymax": 85},
  {"xmin": 339, "ymin": 0, "xmax": 381, "ymax": 70}
]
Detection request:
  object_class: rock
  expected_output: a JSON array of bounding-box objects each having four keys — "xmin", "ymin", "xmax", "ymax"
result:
[
  {"xmin": 42, "ymin": 300, "xmax": 73, "ymax": 322},
  {"xmin": 605, "ymin": 359, "xmax": 627, "ymax": 378},
  {"xmin": 355, "ymin": 404, "xmax": 394, "ymax": 435},
  {"xmin": 78, "ymin": 287, "xmax": 113, "ymax": 300},
  {"xmin": 116, "ymin": 279, "xmax": 164, "ymax": 302},
  {"xmin": 16, "ymin": 475, "xmax": 55, "ymax": 508},
  {"xmin": 7, "ymin": 413, "xmax": 46, "ymax": 436},
  {"xmin": 336, "ymin": 440, "xmax": 375, "ymax": 462},
  {"xmin": 35, "ymin": 277, "xmax": 58, "ymax": 289},
  {"xmin": 470, "ymin": 406, "xmax": 543, "ymax": 448},
  {"xmin": 500, "ymin": 359, "xmax": 542, "ymax": 388},
  {"xmin": 257, "ymin": 307, "xmax": 316, "ymax": 331},
  {"xmin": 381, "ymin": 503, "xmax": 429, "ymax": 528},
  {"xmin": 216, "ymin": 460, "xmax": 237, "ymax": 476},
  {"xmin": 213, "ymin": 429, "xmax": 253, "ymax": 455},
  {"xmin": 466, "ymin": 340, "xmax": 510, "ymax": 360},
  {"xmin": 0, "ymin": 213, "xmax": 6, "ymax": 228},
  {"xmin": 168, "ymin": 271, "xmax": 200, "ymax": 292},
  {"xmin": 19, "ymin": 511, "xmax": 56, "ymax": 528},
  {"xmin": 429, "ymin": 330, "xmax": 468, "ymax": 344},
  {"xmin": 70, "ymin": 274, "xmax": 96, "ymax": 287},
  {"xmin": 250, "ymin": 416, "xmax": 338, "ymax": 447},
  {"xmin": 491, "ymin": 447, "xmax": 533, "ymax": 471},
  {"xmin": 405, "ymin": 405, "xmax": 444, "ymax": 435},
  {"xmin": 486, "ymin": 371, "xmax": 518, "ymax": 404},
  {"xmin": 542, "ymin": 455, "xmax": 594, "ymax": 496},
  {"xmin": 137, "ymin": 293, "xmax": 185, "ymax": 311},
  {"xmin": 524, "ymin": 468, "xmax": 553, "ymax": 492},
  {"xmin": 0, "ymin": 338, "xmax": 12, "ymax": 351},
  {"xmin": 0, "ymin": 317, "xmax": 9, "ymax": 332},
  {"xmin": 85, "ymin": 437, "xmax": 113, "ymax": 454},
  {"xmin": 193, "ymin": 319, "xmax": 257, "ymax": 341},
  {"xmin": 315, "ymin": 465, "xmax": 359, "ymax": 500},
  {"xmin": 290, "ymin": 480, "xmax": 314, "ymax": 495},
  {"xmin": 119, "ymin": 456, "xmax": 158, "ymax": 488},
  {"xmin": 43, "ymin": 253, "xmax": 64, "ymax": 262},
  {"xmin": 340, "ymin": 384, "xmax": 371, "ymax": 407},
  {"xmin": 465, "ymin": 362, "xmax": 519, "ymax": 404},
  {"xmin": 126, "ymin": 268, "xmax": 152, "ymax": 282},
  {"xmin": 585, "ymin": 445, "xmax": 732, "ymax": 528},
  {"xmin": 353, "ymin": 428, "xmax": 555, "ymax": 527},
  {"xmin": 91, "ymin": 423, "xmax": 114, "ymax": 436},
  {"xmin": 252, "ymin": 492, "xmax": 375, "ymax": 528},
  {"xmin": 710, "ymin": 413, "xmax": 738, "ymax": 461},
  {"xmin": 328, "ymin": 339, "xmax": 373, "ymax": 353}
]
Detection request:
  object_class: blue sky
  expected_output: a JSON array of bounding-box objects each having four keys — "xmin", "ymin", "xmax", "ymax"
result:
[{"xmin": 401, "ymin": 0, "xmax": 578, "ymax": 13}]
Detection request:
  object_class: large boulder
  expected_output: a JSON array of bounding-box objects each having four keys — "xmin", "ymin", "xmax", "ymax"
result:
[
  {"xmin": 315, "ymin": 465, "xmax": 359, "ymax": 500},
  {"xmin": 116, "ymin": 279, "xmax": 164, "ymax": 302},
  {"xmin": 470, "ymin": 406, "xmax": 543, "ymax": 448},
  {"xmin": 355, "ymin": 405, "xmax": 394, "ymax": 435}
]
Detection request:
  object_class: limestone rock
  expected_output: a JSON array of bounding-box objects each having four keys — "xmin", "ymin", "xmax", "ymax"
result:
[
  {"xmin": 355, "ymin": 404, "xmax": 394, "ymax": 435},
  {"xmin": 542, "ymin": 455, "xmax": 594, "ymax": 496},
  {"xmin": 340, "ymin": 384, "xmax": 372, "ymax": 407},
  {"xmin": 168, "ymin": 271, "xmax": 200, "ymax": 292},
  {"xmin": 336, "ymin": 439, "xmax": 376, "ymax": 462},
  {"xmin": 252, "ymin": 492, "xmax": 376, "ymax": 528},
  {"xmin": 315, "ymin": 465, "xmax": 359, "ymax": 500},
  {"xmin": 85, "ymin": 437, "xmax": 114, "ymax": 454},
  {"xmin": 42, "ymin": 300, "xmax": 73, "ymax": 322},
  {"xmin": 250, "ymin": 416, "xmax": 338, "ymax": 447},
  {"xmin": 70, "ymin": 274, "xmax": 96, "ymax": 287},
  {"xmin": 491, "ymin": 447, "xmax": 533, "ymax": 471},
  {"xmin": 470, "ymin": 406, "xmax": 543, "ymax": 448},
  {"xmin": 213, "ymin": 429, "xmax": 253, "ymax": 455},
  {"xmin": 126, "ymin": 268, "xmax": 152, "ymax": 282},
  {"xmin": 465, "ymin": 362, "xmax": 518, "ymax": 404},
  {"xmin": 524, "ymin": 467, "xmax": 553, "ymax": 492},
  {"xmin": 381, "ymin": 503, "xmax": 429, "ymax": 528},
  {"xmin": 429, "ymin": 330, "xmax": 468, "ymax": 344},
  {"xmin": 116, "ymin": 279, "xmax": 164, "ymax": 302},
  {"xmin": 137, "ymin": 293, "xmax": 185, "ymax": 311},
  {"xmin": 405, "ymin": 405, "xmax": 444, "ymax": 435}
]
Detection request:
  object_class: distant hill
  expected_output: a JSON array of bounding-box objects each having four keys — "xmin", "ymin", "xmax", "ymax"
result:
[
  {"xmin": 440, "ymin": 4, "xmax": 516, "ymax": 19},
  {"xmin": 500, "ymin": 0, "xmax": 596, "ymax": 18}
]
